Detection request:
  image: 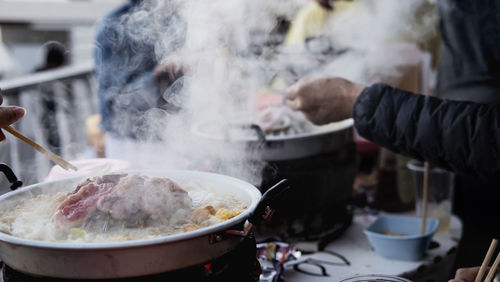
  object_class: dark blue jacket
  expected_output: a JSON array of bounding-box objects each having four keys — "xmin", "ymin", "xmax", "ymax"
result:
[{"xmin": 94, "ymin": 0, "xmax": 183, "ymax": 139}]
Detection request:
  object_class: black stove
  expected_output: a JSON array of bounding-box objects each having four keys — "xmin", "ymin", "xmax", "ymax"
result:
[
  {"xmin": 256, "ymin": 142, "xmax": 357, "ymax": 248},
  {"xmin": 0, "ymin": 145, "xmax": 356, "ymax": 282},
  {"xmin": 1, "ymin": 236, "xmax": 261, "ymax": 282}
]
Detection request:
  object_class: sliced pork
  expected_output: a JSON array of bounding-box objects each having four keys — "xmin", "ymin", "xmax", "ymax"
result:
[
  {"xmin": 54, "ymin": 175, "xmax": 124, "ymax": 228},
  {"xmin": 54, "ymin": 174, "xmax": 192, "ymax": 230}
]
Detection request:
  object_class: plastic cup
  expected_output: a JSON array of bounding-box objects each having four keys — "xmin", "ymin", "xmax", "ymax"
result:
[{"xmin": 407, "ymin": 160, "xmax": 454, "ymax": 234}]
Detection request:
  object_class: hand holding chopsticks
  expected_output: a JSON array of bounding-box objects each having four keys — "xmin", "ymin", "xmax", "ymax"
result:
[
  {"xmin": 450, "ymin": 240, "xmax": 500, "ymax": 282},
  {"xmin": 3, "ymin": 126, "xmax": 77, "ymax": 171},
  {"xmin": 0, "ymin": 89, "xmax": 27, "ymax": 141},
  {"xmin": 474, "ymin": 238, "xmax": 500, "ymax": 282},
  {"xmin": 0, "ymin": 89, "xmax": 77, "ymax": 171}
]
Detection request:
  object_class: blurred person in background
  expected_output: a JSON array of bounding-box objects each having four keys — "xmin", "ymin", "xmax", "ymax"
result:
[
  {"xmin": 285, "ymin": 0, "xmax": 500, "ymax": 272},
  {"xmin": 35, "ymin": 42, "xmax": 67, "ymax": 72},
  {"xmin": 94, "ymin": 0, "xmax": 185, "ymax": 161},
  {"xmin": 0, "ymin": 43, "xmax": 19, "ymax": 81},
  {"xmin": 35, "ymin": 42, "xmax": 68, "ymax": 155},
  {"xmin": 284, "ymin": 0, "xmax": 361, "ymax": 46}
]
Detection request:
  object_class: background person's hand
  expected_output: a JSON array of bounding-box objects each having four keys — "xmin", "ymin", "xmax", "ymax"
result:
[
  {"xmin": 153, "ymin": 60, "xmax": 186, "ymax": 85},
  {"xmin": 449, "ymin": 266, "xmax": 500, "ymax": 282},
  {"xmin": 284, "ymin": 76, "xmax": 365, "ymax": 125},
  {"xmin": 315, "ymin": 0, "xmax": 333, "ymax": 10},
  {"xmin": 0, "ymin": 89, "xmax": 26, "ymax": 141}
]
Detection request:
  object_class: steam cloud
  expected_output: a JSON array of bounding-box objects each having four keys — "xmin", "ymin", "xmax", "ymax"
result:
[{"xmin": 103, "ymin": 0, "xmax": 438, "ymax": 186}]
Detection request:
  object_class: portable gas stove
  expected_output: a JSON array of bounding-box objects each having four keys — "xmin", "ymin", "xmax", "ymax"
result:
[{"xmin": 256, "ymin": 142, "xmax": 357, "ymax": 249}]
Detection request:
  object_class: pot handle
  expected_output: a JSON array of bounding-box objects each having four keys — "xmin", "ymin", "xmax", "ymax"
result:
[
  {"xmin": 248, "ymin": 179, "xmax": 289, "ymax": 225},
  {"xmin": 0, "ymin": 164, "xmax": 22, "ymax": 190},
  {"xmin": 224, "ymin": 123, "xmax": 267, "ymax": 143},
  {"xmin": 225, "ymin": 179, "xmax": 290, "ymax": 237},
  {"xmin": 248, "ymin": 124, "xmax": 267, "ymax": 143}
]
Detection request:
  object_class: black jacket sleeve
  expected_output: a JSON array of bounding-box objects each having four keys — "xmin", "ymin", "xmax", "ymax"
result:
[{"xmin": 354, "ymin": 83, "xmax": 500, "ymax": 180}]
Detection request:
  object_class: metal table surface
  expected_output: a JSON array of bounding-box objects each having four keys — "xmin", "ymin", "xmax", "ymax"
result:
[
  {"xmin": 281, "ymin": 213, "xmax": 462, "ymax": 282},
  {"xmin": 0, "ymin": 213, "xmax": 462, "ymax": 282}
]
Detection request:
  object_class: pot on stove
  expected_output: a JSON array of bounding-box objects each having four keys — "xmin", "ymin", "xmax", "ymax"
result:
[
  {"xmin": 0, "ymin": 168, "xmax": 289, "ymax": 279},
  {"xmin": 191, "ymin": 118, "xmax": 357, "ymax": 244},
  {"xmin": 191, "ymin": 118, "xmax": 354, "ymax": 161}
]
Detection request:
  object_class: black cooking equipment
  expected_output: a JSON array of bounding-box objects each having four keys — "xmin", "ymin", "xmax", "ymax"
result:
[
  {"xmin": 191, "ymin": 118, "xmax": 357, "ymax": 246},
  {"xmin": 248, "ymin": 16, "xmax": 290, "ymax": 57},
  {"xmin": 257, "ymin": 241, "xmax": 351, "ymax": 281},
  {"xmin": 192, "ymin": 119, "xmax": 354, "ymax": 162},
  {"xmin": 0, "ymin": 170, "xmax": 289, "ymax": 279},
  {"xmin": 256, "ymin": 142, "xmax": 357, "ymax": 246},
  {"xmin": 0, "ymin": 164, "xmax": 22, "ymax": 191},
  {"xmin": 1, "ymin": 234, "xmax": 261, "ymax": 282}
]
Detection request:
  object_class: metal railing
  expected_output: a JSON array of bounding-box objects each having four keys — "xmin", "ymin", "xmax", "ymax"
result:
[
  {"xmin": 0, "ymin": 61, "xmax": 97, "ymax": 188},
  {"xmin": 0, "ymin": 62, "xmax": 94, "ymax": 93}
]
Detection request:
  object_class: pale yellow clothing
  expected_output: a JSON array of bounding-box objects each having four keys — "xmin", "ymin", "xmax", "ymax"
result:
[{"xmin": 284, "ymin": 1, "xmax": 362, "ymax": 46}]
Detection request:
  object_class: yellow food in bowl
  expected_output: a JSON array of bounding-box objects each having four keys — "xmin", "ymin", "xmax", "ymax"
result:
[
  {"xmin": 215, "ymin": 208, "xmax": 242, "ymax": 220},
  {"xmin": 382, "ymin": 230, "xmax": 409, "ymax": 236}
]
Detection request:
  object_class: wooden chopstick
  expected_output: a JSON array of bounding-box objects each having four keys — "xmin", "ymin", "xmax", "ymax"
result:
[
  {"xmin": 475, "ymin": 239, "xmax": 498, "ymax": 282},
  {"xmin": 3, "ymin": 125, "xmax": 78, "ymax": 171},
  {"xmin": 421, "ymin": 162, "xmax": 430, "ymax": 235},
  {"xmin": 484, "ymin": 250, "xmax": 500, "ymax": 282}
]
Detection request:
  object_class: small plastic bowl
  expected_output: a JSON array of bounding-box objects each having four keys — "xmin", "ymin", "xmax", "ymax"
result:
[
  {"xmin": 363, "ymin": 214, "xmax": 439, "ymax": 261},
  {"xmin": 340, "ymin": 274, "xmax": 413, "ymax": 282}
]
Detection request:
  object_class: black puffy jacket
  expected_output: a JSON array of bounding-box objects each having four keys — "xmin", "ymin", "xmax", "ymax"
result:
[
  {"xmin": 354, "ymin": 83, "xmax": 500, "ymax": 182},
  {"xmin": 355, "ymin": 0, "xmax": 500, "ymax": 269}
]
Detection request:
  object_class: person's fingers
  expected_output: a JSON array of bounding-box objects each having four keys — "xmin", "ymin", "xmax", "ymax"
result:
[
  {"xmin": 0, "ymin": 89, "xmax": 4, "ymax": 105},
  {"xmin": 154, "ymin": 62, "xmax": 185, "ymax": 85},
  {"xmin": 0, "ymin": 106, "xmax": 26, "ymax": 128},
  {"xmin": 153, "ymin": 65, "xmax": 162, "ymax": 77},
  {"xmin": 453, "ymin": 267, "xmax": 480, "ymax": 282},
  {"xmin": 284, "ymin": 82, "xmax": 301, "ymax": 101},
  {"xmin": 304, "ymin": 108, "xmax": 328, "ymax": 125},
  {"xmin": 285, "ymin": 97, "xmax": 302, "ymax": 110},
  {"xmin": 284, "ymin": 75, "xmax": 316, "ymax": 100},
  {"xmin": 286, "ymin": 93, "xmax": 320, "ymax": 113},
  {"xmin": 165, "ymin": 64, "xmax": 182, "ymax": 77},
  {"xmin": 181, "ymin": 63, "xmax": 191, "ymax": 75},
  {"xmin": 174, "ymin": 63, "xmax": 185, "ymax": 74}
]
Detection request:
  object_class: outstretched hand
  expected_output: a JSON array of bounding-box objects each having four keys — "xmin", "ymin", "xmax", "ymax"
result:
[
  {"xmin": 153, "ymin": 60, "xmax": 186, "ymax": 85},
  {"xmin": 449, "ymin": 267, "xmax": 500, "ymax": 282},
  {"xmin": 284, "ymin": 76, "xmax": 365, "ymax": 125},
  {"xmin": 0, "ymin": 89, "xmax": 26, "ymax": 141}
]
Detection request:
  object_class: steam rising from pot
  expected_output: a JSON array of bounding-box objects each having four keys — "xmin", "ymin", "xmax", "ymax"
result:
[{"xmin": 98, "ymin": 0, "xmax": 437, "ymax": 185}]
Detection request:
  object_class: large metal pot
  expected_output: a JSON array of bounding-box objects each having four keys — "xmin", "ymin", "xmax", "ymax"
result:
[
  {"xmin": 0, "ymin": 170, "xmax": 289, "ymax": 279},
  {"xmin": 191, "ymin": 118, "xmax": 354, "ymax": 161}
]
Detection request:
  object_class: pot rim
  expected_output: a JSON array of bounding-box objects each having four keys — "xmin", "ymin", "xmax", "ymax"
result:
[
  {"xmin": 0, "ymin": 169, "xmax": 261, "ymax": 250},
  {"xmin": 191, "ymin": 118, "xmax": 354, "ymax": 142},
  {"xmin": 406, "ymin": 160, "xmax": 453, "ymax": 174}
]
